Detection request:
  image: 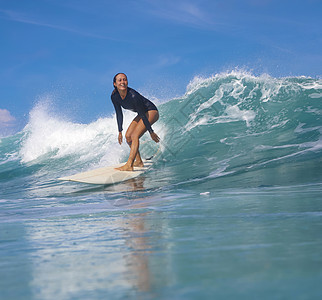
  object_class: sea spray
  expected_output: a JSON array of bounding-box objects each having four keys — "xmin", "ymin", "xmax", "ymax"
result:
[{"xmin": 19, "ymin": 98, "xmax": 132, "ymax": 167}]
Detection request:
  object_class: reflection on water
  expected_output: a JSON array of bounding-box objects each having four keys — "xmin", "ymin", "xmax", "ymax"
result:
[
  {"xmin": 123, "ymin": 213, "xmax": 152, "ymax": 292},
  {"xmin": 102, "ymin": 176, "xmax": 147, "ymax": 207},
  {"xmin": 26, "ymin": 185, "xmax": 156, "ymax": 299}
]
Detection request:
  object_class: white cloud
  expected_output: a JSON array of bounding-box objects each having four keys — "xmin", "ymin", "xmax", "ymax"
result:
[
  {"xmin": 0, "ymin": 109, "xmax": 16, "ymax": 127},
  {"xmin": 0, "ymin": 8, "xmax": 114, "ymax": 40},
  {"xmin": 136, "ymin": 0, "xmax": 235, "ymax": 34},
  {"xmin": 142, "ymin": 1, "xmax": 214, "ymax": 28},
  {"xmin": 155, "ymin": 54, "xmax": 181, "ymax": 68}
]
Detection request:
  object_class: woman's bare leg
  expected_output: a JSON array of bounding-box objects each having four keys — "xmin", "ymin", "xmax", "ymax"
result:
[
  {"xmin": 116, "ymin": 110, "xmax": 159, "ymax": 171},
  {"xmin": 124, "ymin": 116, "xmax": 144, "ymax": 167}
]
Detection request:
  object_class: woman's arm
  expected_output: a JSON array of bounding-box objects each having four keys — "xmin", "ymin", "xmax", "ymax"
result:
[{"xmin": 111, "ymin": 97, "xmax": 123, "ymax": 133}]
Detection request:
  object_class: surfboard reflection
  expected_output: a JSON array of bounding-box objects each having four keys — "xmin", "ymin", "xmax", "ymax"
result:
[
  {"xmin": 102, "ymin": 176, "xmax": 149, "ymax": 208},
  {"xmin": 109, "ymin": 176, "xmax": 146, "ymax": 192},
  {"xmin": 122, "ymin": 212, "xmax": 152, "ymax": 292}
]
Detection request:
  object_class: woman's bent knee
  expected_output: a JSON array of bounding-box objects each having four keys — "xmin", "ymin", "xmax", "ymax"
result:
[{"xmin": 125, "ymin": 135, "xmax": 132, "ymax": 144}]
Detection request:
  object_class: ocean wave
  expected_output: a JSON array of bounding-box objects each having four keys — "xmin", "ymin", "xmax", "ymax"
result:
[{"xmin": 0, "ymin": 71, "xmax": 321, "ymax": 188}]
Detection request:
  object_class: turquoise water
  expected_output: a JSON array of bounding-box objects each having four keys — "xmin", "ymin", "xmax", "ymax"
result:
[{"xmin": 1, "ymin": 72, "xmax": 322, "ymax": 299}]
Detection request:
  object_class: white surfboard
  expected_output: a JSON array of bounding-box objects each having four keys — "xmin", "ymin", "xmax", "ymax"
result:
[{"xmin": 58, "ymin": 160, "xmax": 153, "ymax": 185}]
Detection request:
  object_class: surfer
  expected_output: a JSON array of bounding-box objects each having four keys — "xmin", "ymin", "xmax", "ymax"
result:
[{"xmin": 111, "ymin": 73, "xmax": 160, "ymax": 171}]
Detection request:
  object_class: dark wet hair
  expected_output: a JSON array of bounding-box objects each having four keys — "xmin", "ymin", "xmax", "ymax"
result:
[{"xmin": 113, "ymin": 73, "xmax": 127, "ymax": 88}]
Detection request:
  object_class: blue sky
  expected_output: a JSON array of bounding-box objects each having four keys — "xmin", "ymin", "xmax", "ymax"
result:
[{"xmin": 0, "ymin": 0, "xmax": 321, "ymax": 135}]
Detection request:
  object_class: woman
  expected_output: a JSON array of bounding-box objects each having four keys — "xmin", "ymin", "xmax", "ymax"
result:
[{"xmin": 111, "ymin": 73, "xmax": 160, "ymax": 171}]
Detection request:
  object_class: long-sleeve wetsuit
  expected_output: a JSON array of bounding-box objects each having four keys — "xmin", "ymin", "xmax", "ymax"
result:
[{"xmin": 111, "ymin": 87, "xmax": 158, "ymax": 133}]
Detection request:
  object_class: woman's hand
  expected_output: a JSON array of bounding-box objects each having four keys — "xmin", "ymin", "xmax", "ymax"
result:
[
  {"xmin": 118, "ymin": 132, "xmax": 123, "ymax": 145},
  {"xmin": 150, "ymin": 132, "xmax": 160, "ymax": 143}
]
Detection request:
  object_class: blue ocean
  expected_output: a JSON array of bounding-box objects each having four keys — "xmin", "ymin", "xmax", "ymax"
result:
[{"xmin": 1, "ymin": 71, "xmax": 322, "ymax": 299}]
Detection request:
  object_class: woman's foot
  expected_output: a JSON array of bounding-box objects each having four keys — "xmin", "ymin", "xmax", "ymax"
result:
[
  {"xmin": 133, "ymin": 160, "xmax": 144, "ymax": 167},
  {"xmin": 115, "ymin": 163, "xmax": 133, "ymax": 171}
]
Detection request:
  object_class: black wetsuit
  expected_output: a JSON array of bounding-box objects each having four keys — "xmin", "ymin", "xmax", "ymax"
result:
[{"xmin": 111, "ymin": 87, "xmax": 158, "ymax": 133}]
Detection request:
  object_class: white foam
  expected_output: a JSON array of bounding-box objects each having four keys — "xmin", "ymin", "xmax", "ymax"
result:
[
  {"xmin": 308, "ymin": 93, "xmax": 322, "ymax": 99},
  {"xmin": 200, "ymin": 192, "xmax": 210, "ymax": 196},
  {"xmin": 19, "ymin": 99, "xmax": 135, "ymax": 166},
  {"xmin": 224, "ymin": 105, "xmax": 256, "ymax": 127},
  {"xmin": 184, "ymin": 70, "xmax": 284, "ymax": 132},
  {"xmin": 185, "ymin": 69, "xmax": 263, "ymax": 93},
  {"xmin": 298, "ymin": 81, "xmax": 322, "ymax": 90}
]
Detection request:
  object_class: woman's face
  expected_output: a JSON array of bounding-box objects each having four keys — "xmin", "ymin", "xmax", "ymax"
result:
[{"xmin": 114, "ymin": 74, "xmax": 128, "ymax": 92}]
